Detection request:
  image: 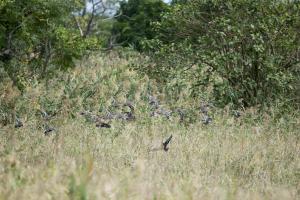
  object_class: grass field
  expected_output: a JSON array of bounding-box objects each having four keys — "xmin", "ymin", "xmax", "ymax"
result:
[{"xmin": 0, "ymin": 53, "xmax": 299, "ymax": 200}]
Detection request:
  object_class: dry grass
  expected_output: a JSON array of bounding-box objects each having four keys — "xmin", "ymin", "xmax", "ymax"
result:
[{"xmin": 0, "ymin": 52, "xmax": 299, "ymax": 200}]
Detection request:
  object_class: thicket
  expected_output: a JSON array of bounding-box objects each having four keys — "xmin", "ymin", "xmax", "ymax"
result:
[
  {"xmin": 0, "ymin": 0, "xmax": 118, "ymax": 125},
  {"xmin": 0, "ymin": 0, "xmax": 117, "ymax": 91},
  {"xmin": 1, "ymin": 0, "xmax": 300, "ymax": 126},
  {"xmin": 138, "ymin": 0, "xmax": 300, "ymax": 109},
  {"xmin": 112, "ymin": 0, "xmax": 169, "ymax": 50}
]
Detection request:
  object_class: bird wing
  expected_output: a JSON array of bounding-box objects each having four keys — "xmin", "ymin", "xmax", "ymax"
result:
[{"xmin": 163, "ymin": 135, "xmax": 173, "ymax": 146}]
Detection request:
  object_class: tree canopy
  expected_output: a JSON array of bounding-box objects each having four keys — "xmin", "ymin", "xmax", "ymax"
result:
[
  {"xmin": 0, "ymin": 0, "xmax": 110, "ymax": 90},
  {"xmin": 1, "ymin": 0, "xmax": 299, "ymax": 110},
  {"xmin": 112, "ymin": 0, "xmax": 169, "ymax": 50},
  {"xmin": 138, "ymin": 0, "xmax": 300, "ymax": 108}
]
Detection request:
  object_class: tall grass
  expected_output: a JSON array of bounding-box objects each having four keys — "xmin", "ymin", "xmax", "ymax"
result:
[{"xmin": 0, "ymin": 52, "xmax": 299, "ymax": 200}]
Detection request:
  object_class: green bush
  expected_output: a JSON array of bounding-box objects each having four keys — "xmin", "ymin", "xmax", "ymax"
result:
[
  {"xmin": 112, "ymin": 0, "xmax": 169, "ymax": 50},
  {"xmin": 140, "ymin": 0, "xmax": 300, "ymax": 109},
  {"xmin": 0, "ymin": 0, "xmax": 99, "ymax": 91}
]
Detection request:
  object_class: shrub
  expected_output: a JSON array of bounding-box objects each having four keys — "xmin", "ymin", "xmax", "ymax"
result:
[
  {"xmin": 112, "ymin": 0, "xmax": 169, "ymax": 50},
  {"xmin": 0, "ymin": 0, "xmax": 99, "ymax": 91},
  {"xmin": 140, "ymin": 0, "xmax": 300, "ymax": 109}
]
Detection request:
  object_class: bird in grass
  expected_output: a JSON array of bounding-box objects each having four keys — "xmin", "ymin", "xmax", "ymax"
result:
[
  {"xmin": 119, "ymin": 102, "xmax": 136, "ymax": 121},
  {"xmin": 148, "ymin": 95, "xmax": 160, "ymax": 110},
  {"xmin": 202, "ymin": 115, "xmax": 212, "ymax": 125},
  {"xmin": 95, "ymin": 122, "xmax": 111, "ymax": 128},
  {"xmin": 162, "ymin": 134, "xmax": 173, "ymax": 152},
  {"xmin": 148, "ymin": 95, "xmax": 173, "ymax": 119},
  {"xmin": 199, "ymin": 102, "xmax": 210, "ymax": 115},
  {"xmin": 39, "ymin": 110, "xmax": 53, "ymax": 121},
  {"xmin": 149, "ymin": 134, "xmax": 173, "ymax": 152},
  {"xmin": 175, "ymin": 108, "xmax": 185, "ymax": 123},
  {"xmin": 233, "ymin": 110, "xmax": 241, "ymax": 118},
  {"xmin": 150, "ymin": 107, "xmax": 172, "ymax": 119},
  {"xmin": 158, "ymin": 108, "xmax": 173, "ymax": 119},
  {"xmin": 44, "ymin": 125, "xmax": 55, "ymax": 136},
  {"xmin": 15, "ymin": 117, "xmax": 23, "ymax": 128},
  {"xmin": 80, "ymin": 110, "xmax": 112, "ymax": 128}
]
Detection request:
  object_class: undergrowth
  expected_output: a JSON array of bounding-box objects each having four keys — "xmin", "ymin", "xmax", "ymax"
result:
[{"xmin": 0, "ymin": 52, "xmax": 299, "ymax": 200}]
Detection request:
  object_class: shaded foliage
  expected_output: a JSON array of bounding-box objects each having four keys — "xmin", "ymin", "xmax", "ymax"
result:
[
  {"xmin": 112, "ymin": 0, "xmax": 169, "ymax": 50},
  {"xmin": 139, "ymin": 0, "xmax": 300, "ymax": 109},
  {"xmin": 0, "ymin": 0, "xmax": 99, "ymax": 91}
]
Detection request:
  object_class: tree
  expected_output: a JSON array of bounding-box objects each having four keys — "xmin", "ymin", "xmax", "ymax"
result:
[
  {"xmin": 171, "ymin": 0, "xmax": 187, "ymax": 4},
  {"xmin": 0, "ymin": 0, "xmax": 99, "ymax": 91},
  {"xmin": 73, "ymin": 0, "xmax": 120, "ymax": 37},
  {"xmin": 140, "ymin": 0, "xmax": 300, "ymax": 108},
  {"xmin": 112, "ymin": 0, "xmax": 169, "ymax": 50}
]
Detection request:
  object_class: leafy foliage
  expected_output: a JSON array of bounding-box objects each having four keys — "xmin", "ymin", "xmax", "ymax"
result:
[
  {"xmin": 140, "ymin": 0, "xmax": 300, "ymax": 109},
  {"xmin": 171, "ymin": 0, "xmax": 188, "ymax": 4},
  {"xmin": 112, "ymin": 0, "xmax": 169, "ymax": 50},
  {"xmin": 0, "ymin": 0, "xmax": 99, "ymax": 91}
]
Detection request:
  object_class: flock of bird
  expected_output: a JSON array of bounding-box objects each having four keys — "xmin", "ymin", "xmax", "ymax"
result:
[
  {"xmin": 78, "ymin": 95, "xmax": 220, "ymax": 129},
  {"xmin": 14, "ymin": 110, "xmax": 56, "ymax": 135},
  {"xmin": 13, "ymin": 95, "xmax": 225, "ymax": 132},
  {"xmin": 13, "ymin": 95, "xmax": 241, "ymax": 152},
  {"xmin": 79, "ymin": 101, "xmax": 136, "ymax": 128}
]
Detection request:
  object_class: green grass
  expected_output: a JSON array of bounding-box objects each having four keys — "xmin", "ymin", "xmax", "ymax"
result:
[{"xmin": 0, "ymin": 52, "xmax": 299, "ymax": 200}]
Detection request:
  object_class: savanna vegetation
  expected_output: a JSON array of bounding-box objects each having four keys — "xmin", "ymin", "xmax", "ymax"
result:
[{"xmin": 1, "ymin": 0, "xmax": 299, "ymax": 200}]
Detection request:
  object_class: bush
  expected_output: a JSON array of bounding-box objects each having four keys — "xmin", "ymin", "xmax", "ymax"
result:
[
  {"xmin": 0, "ymin": 0, "xmax": 99, "ymax": 91},
  {"xmin": 140, "ymin": 0, "xmax": 300, "ymax": 109},
  {"xmin": 112, "ymin": 0, "xmax": 169, "ymax": 50}
]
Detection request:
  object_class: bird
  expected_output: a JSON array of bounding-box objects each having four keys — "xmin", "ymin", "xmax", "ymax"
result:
[
  {"xmin": 44, "ymin": 125, "xmax": 55, "ymax": 136},
  {"xmin": 15, "ymin": 117, "xmax": 23, "ymax": 128},
  {"xmin": 39, "ymin": 110, "xmax": 51, "ymax": 120},
  {"xmin": 158, "ymin": 108, "xmax": 173, "ymax": 119},
  {"xmin": 101, "ymin": 111, "xmax": 117, "ymax": 120},
  {"xmin": 148, "ymin": 95, "xmax": 170, "ymax": 119},
  {"xmin": 202, "ymin": 115, "xmax": 212, "ymax": 125},
  {"xmin": 233, "ymin": 110, "xmax": 241, "ymax": 118},
  {"xmin": 199, "ymin": 102, "xmax": 210, "ymax": 115},
  {"xmin": 175, "ymin": 108, "xmax": 185, "ymax": 123},
  {"xmin": 117, "ymin": 111, "xmax": 135, "ymax": 121},
  {"xmin": 162, "ymin": 135, "xmax": 173, "ymax": 152},
  {"xmin": 80, "ymin": 110, "xmax": 112, "ymax": 128},
  {"xmin": 149, "ymin": 134, "xmax": 173, "ymax": 152},
  {"xmin": 148, "ymin": 95, "xmax": 160, "ymax": 110},
  {"xmin": 96, "ymin": 122, "xmax": 111, "ymax": 128},
  {"xmin": 121, "ymin": 102, "xmax": 135, "ymax": 121},
  {"xmin": 150, "ymin": 106, "xmax": 172, "ymax": 119}
]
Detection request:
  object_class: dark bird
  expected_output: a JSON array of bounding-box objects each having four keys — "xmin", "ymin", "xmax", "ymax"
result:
[
  {"xmin": 233, "ymin": 110, "xmax": 241, "ymax": 118},
  {"xmin": 199, "ymin": 103, "xmax": 209, "ymax": 115},
  {"xmin": 162, "ymin": 135, "xmax": 173, "ymax": 152},
  {"xmin": 44, "ymin": 125, "xmax": 55, "ymax": 136},
  {"xmin": 175, "ymin": 108, "xmax": 185, "ymax": 123},
  {"xmin": 96, "ymin": 122, "xmax": 111, "ymax": 128},
  {"xmin": 119, "ymin": 111, "xmax": 135, "ymax": 121},
  {"xmin": 101, "ymin": 111, "xmax": 116, "ymax": 120},
  {"xmin": 40, "ymin": 110, "xmax": 51, "ymax": 120},
  {"xmin": 148, "ymin": 95, "xmax": 160, "ymax": 109},
  {"xmin": 148, "ymin": 95, "xmax": 172, "ymax": 119},
  {"xmin": 159, "ymin": 108, "xmax": 172, "ymax": 119},
  {"xmin": 80, "ymin": 110, "xmax": 112, "ymax": 128},
  {"xmin": 202, "ymin": 115, "xmax": 212, "ymax": 125},
  {"xmin": 15, "ymin": 117, "xmax": 23, "ymax": 128},
  {"xmin": 122, "ymin": 102, "xmax": 135, "ymax": 121},
  {"xmin": 150, "ymin": 107, "xmax": 172, "ymax": 119}
]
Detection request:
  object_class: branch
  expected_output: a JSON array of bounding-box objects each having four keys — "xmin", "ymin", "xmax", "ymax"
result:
[
  {"xmin": 0, "ymin": 24, "xmax": 22, "ymax": 59},
  {"xmin": 102, "ymin": 10, "xmax": 123, "ymax": 21},
  {"xmin": 81, "ymin": 3, "xmax": 87, "ymax": 17},
  {"xmin": 84, "ymin": 0, "xmax": 102, "ymax": 37},
  {"xmin": 73, "ymin": 15, "xmax": 84, "ymax": 37},
  {"xmin": 41, "ymin": 39, "xmax": 52, "ymax": 78}
]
